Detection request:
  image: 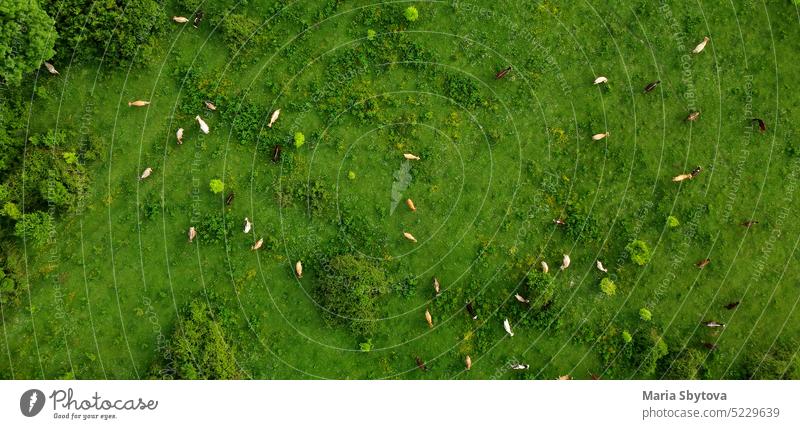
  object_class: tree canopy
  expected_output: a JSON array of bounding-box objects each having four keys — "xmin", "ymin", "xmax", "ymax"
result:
[{"xmin": 0, "ymin": 0, "xmax": 57, "ymax": 86}]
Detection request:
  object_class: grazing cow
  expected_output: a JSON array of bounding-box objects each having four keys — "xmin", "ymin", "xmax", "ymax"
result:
[
  {"xmin": 596, "ymin": 260, "xmax": 608, "ymax": 273},
  {"xmin": 644, "ymin": 80, "xmax": 661, "ymax": 93},
  {"xmin": 503, "ymin": 318, "xmax": 514, "ymax": 337},
  {"xmin": 204, "ymin": 100, "xmax": 217, "ymax": 111},
  {"xmin": 686, "ymin": 111, "xmax": 701, "ymax": 121},
  {"xmin": 225, "ymin": 192, "xmax": 235, "ymax": 206},
  {"xmin": 725, "ymin": 301, "xmax": 740, "ymax": 310},
  {"xmin": 128, "ymin": 100, "xmax": 150, "ymax": 107},
  {"xmin": 560, "ymin": 254, "xmax": 570, "ymax": 270},
  {"xmin": 541, "ymin": 261, "xmax": 549, "ymax": 273},
  {"xmin": 176, "ymin": 128, "xmax": 184, "ymax": 144},
  {"xmin": 406, "ymin": 198, "xmax": 417, "ymax": 212},
  {"xmin": 741, "ymin": 220, "xmax": 758, "ymax": 227},
  {"xmin": 433, "ymin": 277, "xmax": 441, "ymax": 296},
  {"xmin": 592, "ymin": 132, "xmax": 609, "ymax": 141},
  {"xmin": 195, "ymin": 115, "xmax": 209, "ymax": 134},
  {"xmin": 193, "ymin": 11, "xmax": 204, "ymax": 28},
  {"xmin": 172, "ymin": 16, "xmax": 189, "ymax": 23},
  {"xmin": 696, "ymin": 258, "xmax": 710, "ymax": 269},
  {"xmin": 703, "ymin": 320, "xmax": 725, "ymax": 328},
  {"xmin": 703, "ymin": 342, "xmax": 717, "ymax": 350},
  {"xmin": 752, "ymin": 118, "xmax": 766, "ymax": 133},
  {"xmin": 188, "ymin": 226, "xmax": 196, "ymax": 243},
  {"xmin": 465, "ymin": 355, "xmax": 472, "ymax": 371},
  {"xmin": 510, "ymin": 363, "xmax": 529, "ymax": 370},
  {"xmin": 403, "ymin": 153, "xmax": 421, "ymax": 160},
  {"xmin": 691, "ymin": 166, "xmax": 702, "ymax": 178},
  {"xmin": 425, "ymin": 309, "xmax": 433, "ymax": 328},
  {"xmin": 558, "ymin": 375, "xmax": 572, "ymax": 380},
  {"xmin": 403, "ymin": 232, "xmax": 417, "ymax": 243},
  {"xmin": 251, "ymin": 238, "xmax": 264, "ymax": 250},
  {"xmin": 268, "ymin": 109, "xmax": 280, "ymax": 127},
  {"xmin": 272, "ymin": 145, "xmax": 282, "ymax": 162},
  {"xmin": 243, "ymin": 217, "xmax": 252, "ymax": 234},
  {"xmin": 415, "ymin": 356, "xmax": 428, "ymax": 371},
  {"xmin": 553, "ymin": 218, "xmax": 566, "ymax": 226},
  {"xmin": 593, "ymin": 76, "xmax": 608, "ymax": 85},
  {"xmin": 672, "ymin": 173, "xmax": 693, "ymax": 182},
  {"xmin": 495, "ymin": 66, "xmax": 512, "ymax": 79},
  {"xmin": 44, "ymin": 62, "xmax": 59, "ymax": 75},
  {"xmin": 514, "ymin": 293, "xmax": 530, "ymax": 304},
  {"xmin": 466, "ymin": 301, "xmax": 478, "ymax": 319},
  {"xmin": 139, "ymin": 167, "xmax": 153, "ymax": 180},
  {"xmin": 692, "ymin": 36, "xmax": 710, "ymax": 54},
  {"xmin": 295, "ymin": 261, "xmax": 303, "ymax": 278}
]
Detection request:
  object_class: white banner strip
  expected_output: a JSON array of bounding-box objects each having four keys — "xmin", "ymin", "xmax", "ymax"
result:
[{"xmin": 1, "ymin": 381, "xmax": 797, "ymax": 428}]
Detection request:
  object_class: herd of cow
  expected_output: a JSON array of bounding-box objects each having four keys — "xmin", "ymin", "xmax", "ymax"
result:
[{"xmin": 36, "ymin": 16, "xmax": 768, "ymax": 377}]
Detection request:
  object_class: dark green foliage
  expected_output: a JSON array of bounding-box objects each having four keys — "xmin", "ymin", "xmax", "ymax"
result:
[
  {"xmin": 315, "ymin": 254, "xmax": 389, "ymax": 336},
  {"xmin": 744, "ymin": 341, "xmax": 800, "ymax": 380},
  {"xmin": 443, "ymin": 73, "xmax": 483, "ymax": 108},
  {"xmin": 42, "ymin": 0, "xmax": 164, "ymax": 66},
  {"xmin": 0, "ymin": 0, "xmax": 57, "ymax": 85},
  {"xmin": 198, "ymin": 212, "xmax": 235, "ymax": 244},
  {"xmin": 659, "ymin": 348, "xmax": 706, "ymax": 380},
  {"xmin": 14, "ymin": 211, "xmax": 53, "ymax": 247},
  {"xmin": 157, "ymin": 300, "xmax": 244, "ymax": 380},
  {"xmin": 625, "ymin": 239, "xmax": 652, "ymax": 266}
]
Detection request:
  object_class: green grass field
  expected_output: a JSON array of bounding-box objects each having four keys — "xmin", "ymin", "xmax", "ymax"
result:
[{"xmin": 1, "ymin": 0, "xmax": 800, "ymax": 380}]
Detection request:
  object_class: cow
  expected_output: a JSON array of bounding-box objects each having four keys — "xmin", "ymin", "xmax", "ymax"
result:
[
  {"xmin": 295, "ymin": 261, "xmax": 303, "ymax": 278},
  {"xmin": 403, "ymin": 232, "xmax": 417, "ymax": 243},
  {"xmin": 495, "ymin": 66, "xmax": 512, "ymax": 79},
  {"xmin": 692, "ymin": 37, "xmax": 710, "ymax": 54},
  {"xmin": 128, "ymin": 100, "xmax": 150, "ymax": 107},
  {"xmin": 503, "ymin": 318, "xmax": 514, "ymax": 337},
  {"xmin": 195, "ymin": 115, "xmax": 209, "ymax": 134},
  {"xmin": 268, "ymin": 109, "xmax": 280, "ymax": 127},
  {"xmin": 644, "ymin": 80, "xmax": 660, "ymax": 93},
  {"xmin": 593, "ymin": 76, "xmax": 608, "ymax": 85},
  {"xmin": 425, "ymin": 309, "xmax": 433, "ymax": 328}
]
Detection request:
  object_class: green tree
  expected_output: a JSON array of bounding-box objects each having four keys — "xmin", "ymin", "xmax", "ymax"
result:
[
  {"xmin": 600, "ymin": 277, "xmax": 616, "ymax": 296},
  {"xmin": 315, "ymin": 254, "xmax": 389, "ymax": 336},
  {"xmin": 404, "ymin": 6, "xmax": 419, "ymax": 21},
  {"xmin": 209, "ymin": 179, "xmax": 224, "ymax": 194},
  {"xmin": 157, "ymin": 300, "xmax": 244, "ymax": 380},
  {"xmin": 667, "ymin": 215, "xmax": 680, "ymax": 228},
  {"xmin": 14, "ymin": 211, "xmax": 53, "ymax": 247},
  {"xmin": 0, "ymin": 0, "xmax": 57, "ymax": 86},
  {"xmin": 626, "ymin": 239, "xmax": 652, "ymax": 266},
  {"xmin": 294, "ymin": 132, "xmax": 305, "ymax": 148},
  {"xmin": 41, "ymin": 0, "xmax": 163, "ymax": 66},
  {"xmin": 639, "ymin": 308, "xmax": 652, "ymax": 321},
  {"xmin": 2, "ymin": 202, "xmax": 20, "ymax": 220}
]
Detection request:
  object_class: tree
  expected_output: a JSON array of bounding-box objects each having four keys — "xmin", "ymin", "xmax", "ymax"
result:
[
  {"xmin": 156, "ymin": 300, "xmax": 244, "ymax": 380},
  {"xmin": 600, "ymin": 277, "xmax": 616, "ymax": 296},
  {"xmin": 209, "ymin": 179, "xmax": 224, "ymax": 194},
  {"xmin": 315, "ymin": 254, "xmax": 389, "ymax": 336},
  {"xmin": 626, "ymin": 239, "xmax": 652, "ymax": 266},
  {"xmin": 0, "ymin": 0, "xmax": 57, "ymax": 86},
  {"xmin": 667, "ymin": 216, "xmax": 680, "ymax": 228},
  {"xmin": 41, "ymin": 0, "xmax": 163, "ymax": 66},
  {"xmin": 404, "ymin": 6, "xmax": 419, "ymax": 22},
  {"xmin": 294, "ymin": 132, "xmax": 305, "ymax": 148},
  {"xmin": 639, "ymin": 308, "xmax": 652, "ymax": 321},
  {"xmin": 14, "ymin": 211, "xmax": 53, "ymax": 247}
]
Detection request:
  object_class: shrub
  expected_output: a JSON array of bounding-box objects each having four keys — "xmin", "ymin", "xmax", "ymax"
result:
[
  {"xmin": 639, "ymin": 308, "xmax": 652, "ymax": 321},
  {"xmin": 14, "ymin": 211, "xmax": 53, "ymax": 247},
  {"xmin": 2, "ymin": 202, "xmax": 20, "ymax": 220},
  {"xmin": 660, "ymin": 348, "xmax": 706, "ymax": 379},
  {"xmin": 600, "ymin": 277, "xmax": 616, "ymax": 296},
  {"xmin": 626, "ymin": 239, "xmax": 652, "ymax": 266},
  {"xmin": 209, "ymin": 179, "xmax": 224, "ymax": 194},
  {"xmin": 622, "ymin": 330, "xmax": 633, "ymax": 343},
  {"xmin": 157, "ymin": 300, "xmax": 244, "ymax": 379},
  {"xmin": 348, "ymin": 171, "xmax": 356, "ymax": 180},
  {"xmin": 667, "ymin": 215, "xmax": 680, "ymax": 228},
  {"xmin": 404, "ymin": 6, "xmax": 419, "ymax": 22},
  {"xmin": 315, "ymin": 254, "xmax": 389, "ymax": 336},
  {"xmin": 294, "ymin": 132, "xmax": 305, "ymax": 149}
]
